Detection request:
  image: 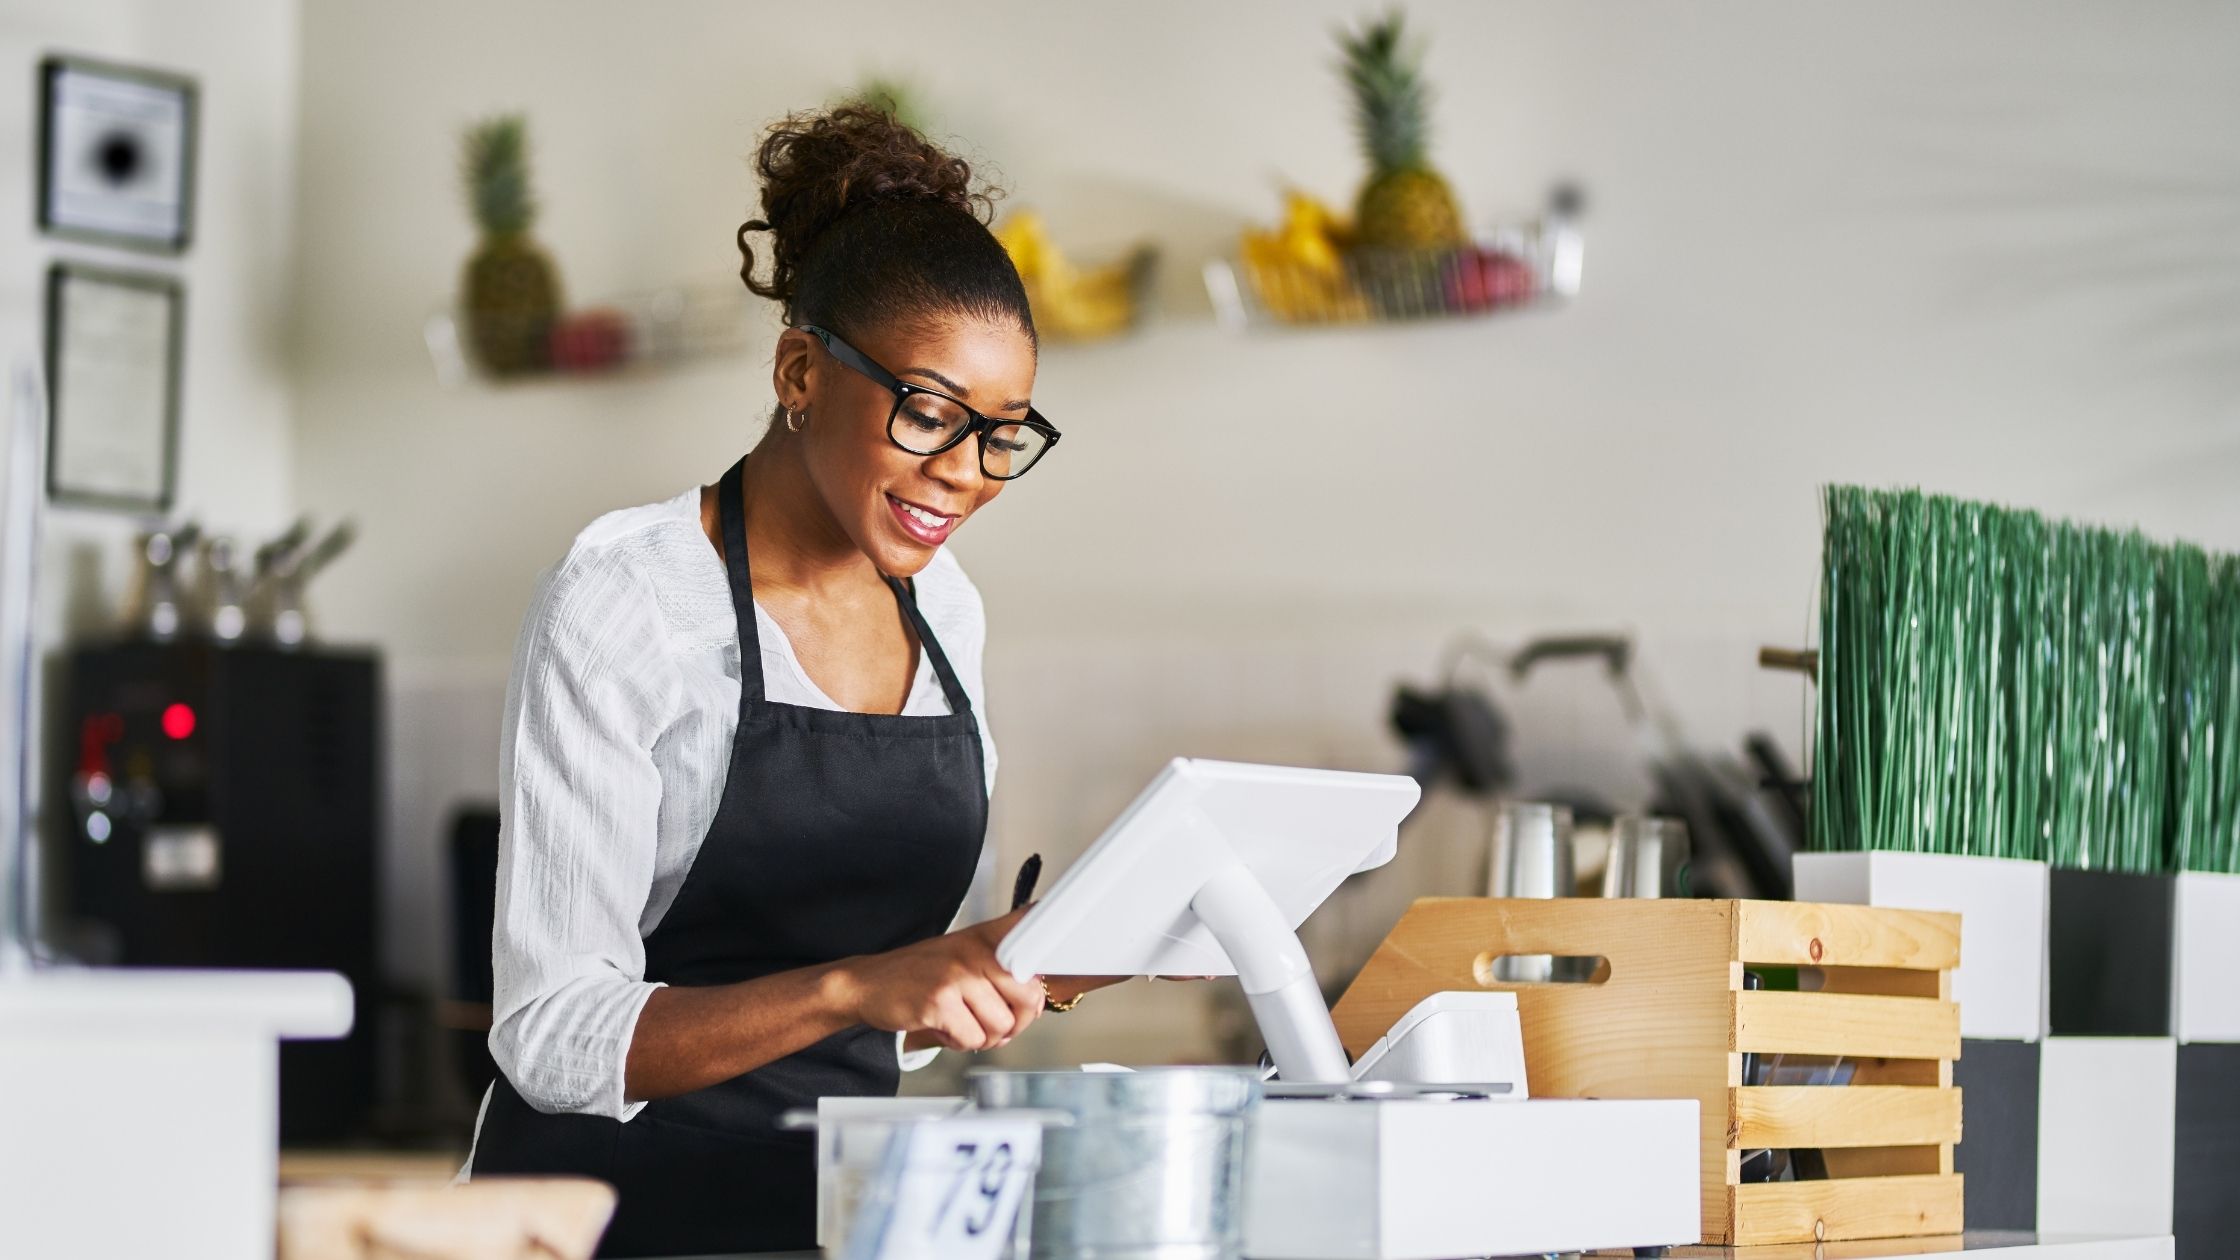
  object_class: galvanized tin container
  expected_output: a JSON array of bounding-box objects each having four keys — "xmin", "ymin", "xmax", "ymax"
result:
[{"xmin": 967, "ymin": 1068, "xmax": 1262, "ymax": 1260}]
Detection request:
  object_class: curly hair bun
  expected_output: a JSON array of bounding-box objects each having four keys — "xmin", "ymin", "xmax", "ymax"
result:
[{"xmin": 738, "ymin": 105, "xmax": 1009, "ymax": 325}]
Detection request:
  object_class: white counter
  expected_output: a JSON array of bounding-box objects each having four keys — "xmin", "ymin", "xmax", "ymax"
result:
[{"xmin": 0, "ymin": 968, "xmax": 352, "ymax": 1260}]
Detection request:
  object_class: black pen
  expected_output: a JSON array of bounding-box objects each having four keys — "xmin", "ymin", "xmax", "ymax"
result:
[{"xmin": 1010, "ymin": 853, "xmax": 1042, "ymax": 912}]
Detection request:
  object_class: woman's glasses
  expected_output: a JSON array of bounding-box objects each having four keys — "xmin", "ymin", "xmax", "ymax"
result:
[{"xmin": 799, "ymin": 324, "xmax": 1060, "ymax": 481}]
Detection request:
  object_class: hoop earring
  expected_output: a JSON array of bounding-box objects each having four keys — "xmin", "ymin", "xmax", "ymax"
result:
[{"xmin": 785, "ymin": 406, "xmax": 807, "ymax": 433}]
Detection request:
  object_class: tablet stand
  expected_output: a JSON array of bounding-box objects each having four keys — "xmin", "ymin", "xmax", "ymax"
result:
[{"xmin": 1188, "ymin": 827, "xmax": 1352, "ymax": 1082}]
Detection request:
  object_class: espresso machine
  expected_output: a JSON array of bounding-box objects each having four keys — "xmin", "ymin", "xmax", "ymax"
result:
[{"xmin": 57, "ymin": 519, "xmax": 382, "ymax": 1142}]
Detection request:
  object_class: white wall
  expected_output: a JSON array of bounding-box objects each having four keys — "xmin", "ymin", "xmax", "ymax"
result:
[
  {"xmin": 0, "ymin": 0, "xmax": 300, "ymax": 958},
  {"xmin": 289, "ymin": 0, "xmax": 2240, "ymax": 1060},
  {"xmin": 0, "ymin": 0, "xmax": 302, "ymax": 639}
]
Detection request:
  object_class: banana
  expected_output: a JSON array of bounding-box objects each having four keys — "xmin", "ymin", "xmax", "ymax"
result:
[
  {"xmin": 995, "ymin": 213, "xmax": 1149, "ymax": 342},
  {"xmin": 1239, "ymin": 192, "xmax": 1369, "ymax": 323}
]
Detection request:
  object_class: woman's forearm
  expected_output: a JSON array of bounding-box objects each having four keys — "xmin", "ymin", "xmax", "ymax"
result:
[
  {"xmin": 624, "ymin": 963, "xmax": 862, "ymax": 1102},
  {"xmin": 624, "ymin": 910, "xmax": 1045, "ymax": 1097}
]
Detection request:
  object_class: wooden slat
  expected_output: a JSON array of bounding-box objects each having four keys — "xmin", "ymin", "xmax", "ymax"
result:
[
  {"xmin": 1731, "ymin": 1086, "xmax": 1961, "ymax": 1149},
  {"xmin": 1737, "ymin": 901, "xmax": 1960, "ymax": 971},
  {"xmin": 1732, "ymin": 1173, "xmax": 1965, "ymax": 1245},
  {"xmin": 1733, "ymin": 991, "xmax": 1960, "ymax": 1060},
  {"xmin": 1648, "ymin": 1236, "xmax": 1966, "ymax": 1259}
]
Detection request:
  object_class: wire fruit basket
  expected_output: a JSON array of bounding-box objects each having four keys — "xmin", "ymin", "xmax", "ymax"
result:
[{"xmin": 1205, "ymin": 186, "xmax": 1583, "ymax": 331}]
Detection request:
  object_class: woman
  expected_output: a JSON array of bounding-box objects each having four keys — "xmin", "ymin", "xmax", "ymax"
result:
[{"xmin": 467, "ymin": 106, "xmax": 1102, "ymax": 1257}]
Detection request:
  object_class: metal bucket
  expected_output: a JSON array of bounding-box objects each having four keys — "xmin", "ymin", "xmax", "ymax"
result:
[{"xmin": 967, "ymin": 1068, "xmax": 1262, "ymax": 1260}]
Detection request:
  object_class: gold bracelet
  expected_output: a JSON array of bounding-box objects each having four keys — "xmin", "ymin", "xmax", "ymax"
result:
[{"xmin": 1043, "ymin": 988, "xmax": 1083, "ymax": 1013}]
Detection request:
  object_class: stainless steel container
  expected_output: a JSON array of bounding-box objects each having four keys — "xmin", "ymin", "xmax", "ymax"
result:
[
  {"xmin": 1602, "ymin": 814, "xmax": 1689, "ymax": 898},
  {"xmin": 967, "ymin": 1068, "xmax": 1261, "ymax": 1260},
  {"xmin": 1488, "ymin": 800, "xmax": 1574, "ymax": 899},
  {"xmin": 1487, "ymin": 801, "xmax": 1575, "ymax": 981}
]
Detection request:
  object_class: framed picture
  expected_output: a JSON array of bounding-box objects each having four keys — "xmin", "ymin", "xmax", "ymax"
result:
[
  {"xmin": 45, "ymin": 263, "xmax": 184, "ymax": 513},
  {"xmin": 37, "ymin": 55, "xmax": 198, "ymax": 254}
]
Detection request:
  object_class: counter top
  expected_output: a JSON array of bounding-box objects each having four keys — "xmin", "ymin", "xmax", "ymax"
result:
[
  {"xmin": 1619, "ymin": 1234, "xmax": 2172, "ymax": 1260},
  {"xmin": 0, "ymin": 967, "xmax": 353, "ymax": 1036},
  {"xmin": 678, "ymin": 1231, "xmax": 2172, "ymax": 1260}
]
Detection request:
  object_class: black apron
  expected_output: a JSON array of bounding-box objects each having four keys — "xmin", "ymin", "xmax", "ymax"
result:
[{"xmin": 473, "ymin": 457, "xmax": 988, "ymax": 1256}]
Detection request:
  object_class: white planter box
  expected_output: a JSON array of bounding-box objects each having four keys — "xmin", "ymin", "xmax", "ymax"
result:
[
  {"xmin": 0, "ymin": 969, "xmax": 353, "ymax": 1260},
  {"xmin": 2037, "ymin": 1036, "xmax": 2177, "ymax": 1237},
  {"xmin": 1793, "ymin": 850, "xmax": 2048, "ymax": 1040},
  {"xmin": 1243, "ymin": 1097, "xmax": 1698, "ymax": 1259},
  {"xmin": 2174, "ymin": 870, "xmax": 2240, "ymax": 1044}
]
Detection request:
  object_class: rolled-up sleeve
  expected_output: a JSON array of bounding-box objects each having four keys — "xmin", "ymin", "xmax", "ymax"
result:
[{"xmin": 489, "ymin": 554, "xmax": 674, "ymax": 1122}]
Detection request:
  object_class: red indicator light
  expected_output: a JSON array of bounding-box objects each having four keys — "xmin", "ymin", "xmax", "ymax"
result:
[{"xmin": 161, "ymin": 703, "xmax": 196, "ymax": 740}]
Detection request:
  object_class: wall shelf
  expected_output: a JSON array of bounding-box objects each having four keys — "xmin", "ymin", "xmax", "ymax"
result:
[{"xmin": 423, "ymin": 286, "xmax": 753, "ymax": 387}]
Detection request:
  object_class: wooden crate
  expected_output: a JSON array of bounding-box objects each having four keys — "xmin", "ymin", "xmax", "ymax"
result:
[{"xmin": 1332, "ymin": 898, "xmax": 1964, "ymax": 1246}]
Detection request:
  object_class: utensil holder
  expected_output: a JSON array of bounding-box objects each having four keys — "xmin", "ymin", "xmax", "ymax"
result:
[{"xmin": 1332, "ymin": 897, "xmax": 1963, "ymax": 1246}]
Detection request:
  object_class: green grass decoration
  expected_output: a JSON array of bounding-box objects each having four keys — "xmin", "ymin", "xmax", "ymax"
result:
[
  {"xmin": 1814, "ymin": 486, "xmax": 2240, "ymax": 874},
  {"xmin": 2172, "ymin": 553, "xmax": 2240, "ymax": 872}
]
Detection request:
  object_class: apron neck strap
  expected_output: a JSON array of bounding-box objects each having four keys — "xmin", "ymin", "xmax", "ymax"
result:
[
  {"xmin": 885, "ymin": 575, "xmax": 973, "ymax": 716},
  {"xmin": 718, "ymin": 457, "xmax": 767, "ymax": 704}
]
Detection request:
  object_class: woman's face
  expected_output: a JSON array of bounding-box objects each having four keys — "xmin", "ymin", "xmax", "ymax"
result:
[{"xmin": 782, "ymin": 315, "xmax": 1038, "ymax": 577}]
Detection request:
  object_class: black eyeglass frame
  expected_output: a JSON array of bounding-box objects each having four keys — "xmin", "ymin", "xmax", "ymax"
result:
[{"xmin": 798, "ymin": 323, "xmax": 1060, "ymax": 481}]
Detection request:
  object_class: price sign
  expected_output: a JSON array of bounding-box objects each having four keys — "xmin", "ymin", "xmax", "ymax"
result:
[{"xmin": 840, "ymin": 1115, "xmax": 1042, "ymax": 1260}]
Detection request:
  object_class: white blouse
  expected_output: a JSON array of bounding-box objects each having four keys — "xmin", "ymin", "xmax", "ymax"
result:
[{"xmin": 483, "ymin": 485, "xmax": 997, "ymax": 1129}]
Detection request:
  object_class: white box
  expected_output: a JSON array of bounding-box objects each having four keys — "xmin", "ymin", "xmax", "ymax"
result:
[
  {"xmin": 0, "ymin": 969, "xmax": 353, "ymax": 1260},
  {"xmin": 1793, "ymin": 850, "xmax": 2048, "ymax": 1040},
  {"xmin": 2037, "ymin": 1036, "xmax": 2177, "ymax": 1236},
  {"xmin": 2174, "ymin": 870, "xmax": 2240, "ymax": 1044},
  {"xmin": 1243, "ymin": 1097, "xmax": 1698, "ymax": 1259}
]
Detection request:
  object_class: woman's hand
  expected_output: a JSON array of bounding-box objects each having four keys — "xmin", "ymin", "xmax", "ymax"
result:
[{"xmin": 835, "ymin": 906, "xmax": 1044, "ymax": 1052}]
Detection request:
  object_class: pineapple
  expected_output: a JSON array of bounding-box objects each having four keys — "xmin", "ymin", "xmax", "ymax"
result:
[
  {"xmin": 460, "ymin": 115, "xmax": 560, "ymax": 376},
  {"xmin": 1340, "ymin": 12, "xmax": 1466, "ymax": 250}
]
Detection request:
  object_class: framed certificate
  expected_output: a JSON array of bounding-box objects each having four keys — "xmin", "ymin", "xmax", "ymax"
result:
[
  {"xmin": 45, "ymin": 264, "xmax": 184, "ymax": 513},
  {"xmin": 37, "ymin": 55, "xmax": 198, "ymax": 254}
]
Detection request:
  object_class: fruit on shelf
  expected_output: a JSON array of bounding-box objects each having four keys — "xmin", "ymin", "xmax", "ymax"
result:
[
  {"xmin": 996, "ymin": 211, "xmax": 1153, "ymax": 342},
  {"xmin": 1239, "ymin": 191, "xmax": 1370, "ymax": 323},
  {"xmin": 1340, "ymin": 11, "xmax": 1466, "ymax": 251},
  {"xmin": 548, "ymin": 307, "xmax": 632, "ymax": 373},
  {"xmin": 1441, "ymin": 246, "xmax": 1536, "ymax": 315},
  {"xmin": 459, "ymin": 114, "xmax": 562, "ymax": 377}
]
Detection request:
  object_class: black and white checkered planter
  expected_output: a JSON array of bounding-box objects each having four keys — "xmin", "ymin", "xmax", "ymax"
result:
[{"xmin": 1794, "ymin": 856, "xmax": 2240, "ymax": 1252}]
